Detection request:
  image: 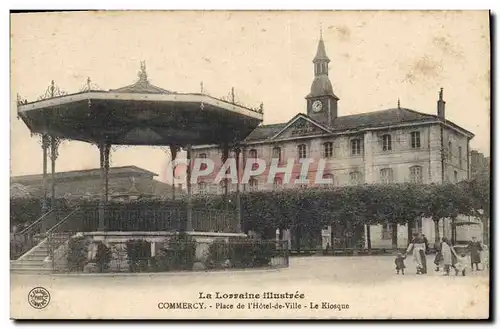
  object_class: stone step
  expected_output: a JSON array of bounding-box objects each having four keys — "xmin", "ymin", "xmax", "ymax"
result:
[
  {"xmin": 21, "ymin": 258, "xmax": 48, "ymax": 262},
  {"xmin": 10, "ymin": 268, "xmax": 53, "ymax": 274},
  {"xmin": 10, "ymin": 263, "xmax": 47, "ymax": 269},
  {"xmin": 12, "ymin": 258, "xmax": 46, "ymax": 264},
  {"xmin": 28, "ymin": 249, "xmax": 49, "ymax": 253},
  {"xmin": 22, "ymin": 252, "xmax": 48, "ymax": 258},
  {"xmin": 28, "ymin": 254, "xmax": 48, "ymax": 258},
  {"xmin": 13, "ymin": 257, "xmax": 45, "ymax": 262},
  {"xmin": 28, "ymin": 249, "xmax": 50, "ymax": 254}
]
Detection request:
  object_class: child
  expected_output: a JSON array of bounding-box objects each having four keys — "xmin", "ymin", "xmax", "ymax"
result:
[
  {"xmin": 454, "ymin": 253, "xmax": 468, "ymax": 276},
  {"xmin": 434, "ymin": 241, "xmax": 443, "ymax": 272},
  {"xmin": 395, "ymin": 253, "xmax": 406, "ymax": 275}
]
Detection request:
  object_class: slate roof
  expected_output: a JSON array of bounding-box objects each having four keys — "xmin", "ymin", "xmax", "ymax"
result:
[
  {"xmin": 331, "ymin": 107, "xmax": 435, "ymax": 131},
  {"xmin": 11, "ymin": 166, "xmax": 158, "ymax": 185},
  {"xmin": 244, "ymin": 107, "xmax": 473, "ymax": 142},
  {"xmin": 313, "ymin": 37, "xmax": 330, "ymax": 63},
  {"xmin": 245, "ymin": 122, "xmax": 287, "ymax": 141},
  {"xmin": 10, "ymin": 166, "xmax": 183, "ymax": 199},
  {"xmin": 10, "ymin": 183, "xmax": 37, "ymax": 198}
]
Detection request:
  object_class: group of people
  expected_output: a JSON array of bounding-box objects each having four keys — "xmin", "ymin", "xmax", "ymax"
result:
[{"xmin": 395, "ymin": 233, "xmax": 486, "ymax": 276}]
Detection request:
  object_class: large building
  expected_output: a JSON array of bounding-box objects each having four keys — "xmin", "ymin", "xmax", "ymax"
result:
[
  {"xmin": 470, "ymin": 150, "xmax": 490, "ymax": 180},
  {"xmin": 191, "ymin": 34, "xmax": 479, "ymax": 249},
  {"xmin": 11, "ymin": 166, "xmax": 182, "ymax": 201}
]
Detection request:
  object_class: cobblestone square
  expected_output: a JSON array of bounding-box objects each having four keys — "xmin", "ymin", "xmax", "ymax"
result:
[{"xmin": 11, "ymin": 255, "xmax": 489, "ymax": 319}]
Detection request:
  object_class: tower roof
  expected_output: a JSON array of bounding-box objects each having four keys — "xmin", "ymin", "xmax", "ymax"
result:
[
  {"xmin": 313, "ymin": 34, "xmax": 330, "ymax": 63},
  {"xmin": 307, "ymin": 76, "xmax": 338, "ymax": 99}
]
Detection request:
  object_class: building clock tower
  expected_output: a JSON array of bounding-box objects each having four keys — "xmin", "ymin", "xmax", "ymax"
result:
[{"xmin": 305, "ymin": 30, "xmax": 339, "ymax": 127}]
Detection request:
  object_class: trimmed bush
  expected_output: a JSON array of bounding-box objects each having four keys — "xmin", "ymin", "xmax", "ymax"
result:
[
  {"xmin": 207, "ymin": 239, "xmax": 276, "ymax": 269},
  {"xmin": 95, "ymin": 241, "xmax": 112, "ymax": 273},
  {"xmin": 67, "ymin": 236, "xmax": 89, "ymax": 272},
  {"xmin": 152, "ymin": 233, "xmax": 197, "ymax": 272},
  {"xmin": 126, "ymin": 239, "xmax": 151, "ymax": 272}
]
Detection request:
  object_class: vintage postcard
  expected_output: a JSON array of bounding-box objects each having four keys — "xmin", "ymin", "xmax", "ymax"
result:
[{"xmin": 9, "ymin": 10, "xmax": 490, "ymax": 320}]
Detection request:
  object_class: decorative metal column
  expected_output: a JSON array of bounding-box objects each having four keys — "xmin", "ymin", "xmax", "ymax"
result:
[
  {"xmin": 185, "ymin": 145, "xmax": 193, "ymax": 231},
  {"xmin": 104, "ymin": 143, "xmax": 111, "ymax": 203},
  {"xmin": 41, "ymin": 134, "xmax": 50, "ymax": 214},
  {"xmin": 234, "ymin": 147, "xmax": 242, "ymax": 232},
  {"xmin": 49, "ymin": 136, "xmax": 61, "ymax": 211},
  {"xmin": 170, "ymin": 145, "xmax": 179, "ymax": 201},
  {"xmin": 34, "ymin": 80, "xmax": 66, "ymax": 213},
  {"xmin": 98, "ymin": 140, "xmax": 106, "ymax": 231},
  {"xmin": 221, "ymin": 144, "xmax": 230, "ymax": 211}
]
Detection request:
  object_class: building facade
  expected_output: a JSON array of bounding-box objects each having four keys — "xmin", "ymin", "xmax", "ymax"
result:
[
  {"xmin": 190, "ymin": 34, "xmax": 479, "ymax": 249},
  {"xmin": 11, "ymin": 166, "xmax": 182, "ymax": 201}
]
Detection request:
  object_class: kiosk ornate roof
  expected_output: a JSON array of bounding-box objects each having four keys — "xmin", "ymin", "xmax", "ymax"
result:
[
  {"xmin": 110, "ymin": 61, "xmax": 174, "ymax": 94},
  {"xmin": 16, "ymin": 62, "xmax": 263, "ymax": 146}
]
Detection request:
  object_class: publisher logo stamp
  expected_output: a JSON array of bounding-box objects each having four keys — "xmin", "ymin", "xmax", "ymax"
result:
[{"xmin": 28, "ymin": 287, "xmax": 50, "ymax": 309}]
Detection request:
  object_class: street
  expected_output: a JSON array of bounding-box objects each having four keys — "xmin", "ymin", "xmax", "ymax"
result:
[{"xmin": 11, "ymin": 255, "xmax": 489, "ymax": 319}]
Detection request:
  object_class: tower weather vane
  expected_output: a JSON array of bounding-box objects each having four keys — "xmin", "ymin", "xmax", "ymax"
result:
[{"xmin": 138, "ymin": 61, "xmax": 148, "ymax": 83}]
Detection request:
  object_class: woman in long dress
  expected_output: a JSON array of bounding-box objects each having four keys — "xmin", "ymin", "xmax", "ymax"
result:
[
  {"xmin": 467, "ymin": 236, "xmax": 483, "ymax": 271},
  {"xmin": 440, "ymin": 237, "xmax": 459, "ymax": 275},
  {"xmin": 406, "ymin": 233, "xmax": 427, "ymax": 274}
]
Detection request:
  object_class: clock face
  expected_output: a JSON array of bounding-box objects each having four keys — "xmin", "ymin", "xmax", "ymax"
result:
[{"xmin": 312, "ymin": 100, "xmax": 323, "ymax": 112}]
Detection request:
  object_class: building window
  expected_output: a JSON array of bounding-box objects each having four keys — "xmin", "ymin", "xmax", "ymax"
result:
[
  {"xmin": 411, "ymin": 131, "xmax": 421, "ymax": 149},
  {"xmin": 323, "ymin": 142, "xmax": 333, "ymax": 158},
  {"xmin": 454, "ymin": 170, "xmax": 458, "ymax": 183},
  {"xmin": 296, "ymin": 174, "xmax": 308, "ymax": 188},
  {"xmin": 381, "ymin": 223, "xmax": 392, "ymax": 240},
  {"xmin": 380, "ymin": 168, "xmax": 394, "ymax": 184},
  {"xmin": 349, "ymin": 171, "xmax": 362, "ymax": 185},
  {"xmin": 382, "ymin": 134, "xmax": 392, "ymax": 151},
  {"xmin": 298, "ymin": 144, "xmax": 307, "ymax": 159},
  {"xmin": 272, "ymin": 146, "xmax": 282, "ymax": 163},
  {"xmin": 409, "ymin": 165, "xmax": 423, "ymax": 184},
  {"xmin": 198, "ymin": 153, "xmax": 208, "ymax": 170},
  {"xmin": 249, "ymin": 178, "xmax": 258, "ymax": 192},
  {"xmin": 218, "ymin": 179, "xmax": 228, "ymax": 194},
  {"xmin": 198, "ymin": 182, "xmax": 207, "ymax": 195},
  {"xmin": 273, "ymin": 177, "xmax": 282, "ymax": 190},
  {"xmin": 322, "ymin": 173, "xmax": 334, "ymax": 187},
  {"xmin": 249, "ymin": 149, "xmax": 258, "ymax": 170},
  {"xmin": 448, "ymin": 141, "xmax": 452, "ymax": 160},
  {"xmin": 351, "ymin": 139, "xmax": 361, "ymax": 155},
  {"xmin": 458, "ymin": 146, "xmax": 463, "ymax": 168}
]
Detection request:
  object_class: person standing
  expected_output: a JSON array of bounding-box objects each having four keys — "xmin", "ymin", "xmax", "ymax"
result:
[
  {"xmin": 433, "ymin": 239, "xmax": 443, "ymax": 272},
  {"xmin": 441, "ymin": 237, "xmax": 459, "ymax": 276},
  {"xmin": 422, "ymin": 234, "xmax": 429, "ymax": 254},
  {"xmin": 406, "ymin": 233, "xmax": 427, "ymax": 274},
  {"xmin": 467, "ymin": 236, "xmax": 483, "ymax": 271}
]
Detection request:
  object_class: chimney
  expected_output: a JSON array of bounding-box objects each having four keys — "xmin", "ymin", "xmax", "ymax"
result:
[{"xmin": 437, "ymin": 87, "xmax": 446, "ymax": 119}]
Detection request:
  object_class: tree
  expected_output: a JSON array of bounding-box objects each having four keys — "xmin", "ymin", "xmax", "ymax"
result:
[
  {"xmin": 424, "ymin": 183, "xmax": 473, "ymax": 245},
  {"xmin": 460, "ymin": 178, "xmax": 490, "ymax": 244}
]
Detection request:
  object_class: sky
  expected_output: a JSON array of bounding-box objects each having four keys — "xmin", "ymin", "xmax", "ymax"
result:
[{"xmin": 10, "ymin": 11, "xmax": 490, "ymax": 182}]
